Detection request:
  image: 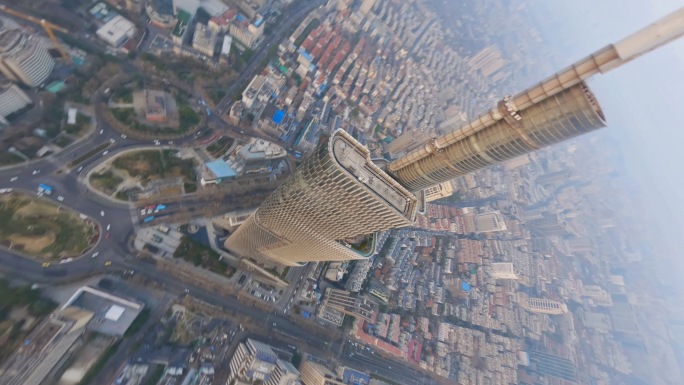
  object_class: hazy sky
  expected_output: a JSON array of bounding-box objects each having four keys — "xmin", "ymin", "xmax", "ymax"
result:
[{"xmin": 530, "ymin": 1, "xmax": 684, "ymax": 256}]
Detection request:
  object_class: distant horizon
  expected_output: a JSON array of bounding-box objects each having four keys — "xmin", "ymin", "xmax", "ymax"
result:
[{"xmin": 514, "ymin": 1, "xmax": 684, "ymax": 274}]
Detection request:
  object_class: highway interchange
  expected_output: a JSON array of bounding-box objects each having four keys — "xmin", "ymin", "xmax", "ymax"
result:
[{"xmin": 0, "ymin": 1, "xmax": 437, "ymax": 384}]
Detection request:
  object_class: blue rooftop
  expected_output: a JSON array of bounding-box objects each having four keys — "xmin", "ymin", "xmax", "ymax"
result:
[
  {"xmin": 298, "ymin": 48, "xmax": 313, "ymax": 63},
  {"xmin": 461, "ymin": 282, "xmax": 471, "ymax": 292},
  {"xmin": 342, "ymin": 368, "xmax": 370, "ymax": 385},
  {"xmin": 254, "ymin": 17, "xmax": 264, "ymax": 27},
  {"xmin": 206, "ymin": 160, "xmax": 237, "ymax": 178},
  {"xmin": 272, "ymin": 109, "xmax": 285, "ymax": 125}
]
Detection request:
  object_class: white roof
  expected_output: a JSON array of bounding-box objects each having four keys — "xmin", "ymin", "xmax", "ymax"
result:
[
  {"xmin": 222, "ymin": 35, "xmax": 232, "ymax": 56},
  {"xmin": 67, "ymin": 108, "xmax": 77, "ymax": 125},
  {"xmin": 105, "ymin": 305, "xmax": 125, "ymax": 321}
]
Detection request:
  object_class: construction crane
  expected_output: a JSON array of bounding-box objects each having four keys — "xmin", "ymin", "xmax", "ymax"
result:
[{"xmin": 0, "ymin": 5, "xmax": 70, "ymax": 61}]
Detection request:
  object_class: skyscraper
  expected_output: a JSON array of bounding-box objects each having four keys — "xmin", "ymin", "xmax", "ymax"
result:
[
  {"xmin": 226, "ymin": 8, "xmax": 684, "ymax": 266},
  {"xmin": 225, "ymin": 129, "xmax": 420, "ymax": 266}
]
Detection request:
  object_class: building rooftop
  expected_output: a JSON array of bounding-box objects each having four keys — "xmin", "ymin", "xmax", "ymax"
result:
[
  {"xmin": 61, "ymin": 286, "xmax": 144, "ymax": 336},
  {"xmin": 330, "ymin": 131, "xmax": 414, "ymax": 216},
  {"xmin": 205, "ymin": 159, "xmax": 237, "ymax": 178}
]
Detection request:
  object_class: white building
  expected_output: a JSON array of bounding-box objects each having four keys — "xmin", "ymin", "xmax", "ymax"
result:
[
  {"xmin": 0, "ymin": 18, "xmax": 55, "ymax": 87},
  {"xmin": 0, "ymin": 81, "xmax": 31, "ymax": 125},
  {"xmin": 490, "ymin": 262, "xmax": 518, "ymax": 280},
  {"xmin": 227, "ymin": 339, "xmax": 279, "ymax": 384},
  {"xmin": 96, "ymin": 15, "xmax": 136, "ymax": 47}
]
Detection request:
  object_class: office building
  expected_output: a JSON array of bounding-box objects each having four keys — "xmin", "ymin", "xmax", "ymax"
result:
[
  {"xmin": 424, "ymin": 182, "xmax": 454, "ymax": 202},
  {"xmin": 227, "ymin": 339, "xmax": 279, "ymax": 384},
  {"xmin": 386, "ymin": 14, "xmax": 684, "ymax": 192},
  {"xmin": 225, "ymin": 129, "xmax": 420, "ymax": 266},
  {"xmin": 463, "ymin": 211, "xmax": 507, "ymax": 233},
  {"xmin": 0, "ymin": 18, "xmax": 55, "ymax": 87},
  {"xmin": 267, "ymin": 360, "xmax": 302, "ymax": 385},
  {"xmin": 299, "ymin": 360, "xmax": 346, "ymax": 385},
  {"xmin": 519, "ymin": 295, "xmax": 568, "ymax": 315},
  {"xmin": 0, "ymin": 307, "xmax": 93, "ymax": 385},
  {"xmin": 96, "ymin": 15, "xmax": 136, "ymax": 47},
  {"xmin": 526, "ymin": 351, "xmax": 579, "ymax": 383},
  {"xmin": 226, "ymin": 8, "xmax": 684, "ymax": 266},
  {"xmin": 192, "ymin": 23, "xmax": 217, "ymax": 57},
  {"xmin": 318, "ymin": 288, "xmax": 376, "ymax": 323},
  {"xmin": 0, "ymin": 80, "xmax": 31, "ymax": 125}
]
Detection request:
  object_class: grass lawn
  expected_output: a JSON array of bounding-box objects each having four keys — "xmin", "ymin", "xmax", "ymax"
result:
[
  {"xmin": 0, "ymin": 192, "xmax": 96, "ymax": 260},
  {"xmin": 89, "ymin": 170, "xmax": 124, "ymax": 195},
  {"xmin": 111, "ymin": 149, "xmax": 197, "ymax": 187},
  {"xmin": 206, "ymin": 136, "xmax": 234, "ymax": 158},
  {"xmin": 0, "ymin": 152, "xmax": 24, "ymax": 166},
  {"xmin": 53, "ymin": 135, "xmax": 74, "ymax": 148},
  {"xmin": 173, "ymin": 236, "xmax": 235, "ymax": 277}
]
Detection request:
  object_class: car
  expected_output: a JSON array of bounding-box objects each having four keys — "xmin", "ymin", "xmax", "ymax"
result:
[
  {"xmin": 106, "ymin": 224, "xmax": 111, "ymax": 231},
  {"xmin": 92, "ymin": 252, "xmax": 99, "ymax": 258},
  {"xmin": 120, "ymin": 134, "xmax": 127, "ymax": 139},
  {"xmin": 140, "ymin": 209, "xmax": 146, "ymax": 215},
  {"xmin": 10, "ymin": 176, "xmax": 17, "ymax": 182},
  {"xmin": 32, "ymin": 170, "xmax": 40, "ymax": 175},
  {"xmin": 168, "ymin": 141, "xmax": 174, "ymax": 145},
  {"xmin": 77, "ymin": 166, "xmax": 83, "ymax": 172},
  {"xmin": 41, "ymin": 262, "xmax": 50, "ymax": 267},
  {"xmin": 100, "ymin": 210, "xmax": 105, "ymax": 217},
  {"xmin": 99, "ymin": 129, "xmax": 104, "ymax": 134},
  {"xmin": 57, "ymin": 196, "xmax": 64, "ymax": 202},
  {"xmin": 105, "ymin": 233, "xmax": 111, "ymax": 239},
  {"xmin": 184, "ymin": 288, "xmax": 190, "ymax": 293},
  {"xmin": 104, "ymin": 261, "xmax": 112, "ymax": 266},
  {"xmin": 102, "ymin": 150, "xmax": 109, "ymax": 156}
]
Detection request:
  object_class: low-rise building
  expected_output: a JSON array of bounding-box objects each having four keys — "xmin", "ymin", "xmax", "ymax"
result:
[
  {"xmin": 96, "ymin": 15, "xmax": 136, "ymax": 47},
  {"xmin": 192, "ymin": 23, "xmax": 217, "ymax": 57}
]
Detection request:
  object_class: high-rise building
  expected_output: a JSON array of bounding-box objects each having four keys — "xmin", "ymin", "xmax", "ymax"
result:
[
  {"xmin": 318, "ymin": 288, "xmax": 376, "ymax": 323},
  {"xmin": 225, "ymin": 129, "xmax": 420, "ymax": 266},
  {"xmin": 228, "ymin": 339, "xmax": 279, "ymax": 384},
  {"xmin": 387, "ymin": 9, "xmax": 684, "ymax": 192},
  {"xmin": 0, "ymin": 80, "xmax": 31, "ymax": 125},
  {"xmin": 526, "ymin": 351, "xmax": 579, "ymax": 383},
  {"xmin": 387, "ymin": 83, "xmax": 606, "ymax": 192},
  {"xmin": 0, "ymin": 18, "xmax": 55, "ymax": 87},
  {"xmin": 519, "ymin": 295, "xmax": 568, "ymax": 315},
  {"xmin": 266, "ymin": 359, "xmax": 302, "ymax": 385},
  {"xmin": 192, "ymin": 23, "xmax": 217, "ymax": 57},
  {"xmin": 424, "ymin": 182, "xmax": 454, "ymax": 202},
  {"xmin": 299, "ymin": 360, "xmax": 346, "ymax": 385},
  {"xmin": 226, "ymin": 8, "xmax": 684, "ymax": 266}
]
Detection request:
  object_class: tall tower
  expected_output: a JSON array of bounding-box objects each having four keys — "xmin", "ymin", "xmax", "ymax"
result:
[
  {"xmin": 225, "ymin": 8, "xmax": 684, "ymax": 266},
  {"xmin": 388, "ymin": 7, "xmax": 684, "ymax": 192},
  {"xmin": 225, "ymin": 129, "xmax": 419, "ymax": 266}
]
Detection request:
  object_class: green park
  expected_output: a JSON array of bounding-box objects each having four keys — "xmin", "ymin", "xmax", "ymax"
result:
[{"xmin": 0, "ymin": 192, "xmax": 97, "ymax": 260}]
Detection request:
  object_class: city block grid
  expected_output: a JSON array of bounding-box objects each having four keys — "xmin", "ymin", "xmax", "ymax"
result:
[{"xmin": 0, "ymin": 0, "xmax": 682, "ymax": 385}]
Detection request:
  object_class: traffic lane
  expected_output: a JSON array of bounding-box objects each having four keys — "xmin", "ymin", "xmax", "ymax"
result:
[
  {"xmin": 118, "ymin": 258, "xmax": 334, "ymax": 345},
  {"xmin": 343, "ymin": 343, "xmax": 429, "ymax": 384},
  {"xmin": 342, "ymin": 352, "xmax": 425, "ymax": 385}
]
